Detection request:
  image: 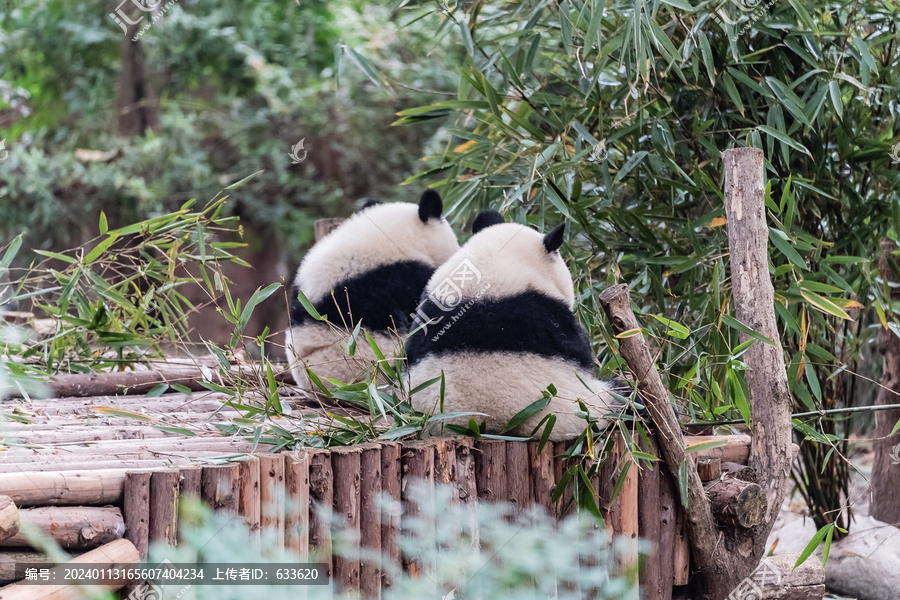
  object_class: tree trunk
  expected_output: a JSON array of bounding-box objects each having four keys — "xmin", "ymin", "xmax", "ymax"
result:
[
  {"xmin": 114, "ymin": 0, "xmax": 159, "ymax": 136},
  {"xmin": 872, "ymin": 238, "xmax": 900, "ymax": 525}
]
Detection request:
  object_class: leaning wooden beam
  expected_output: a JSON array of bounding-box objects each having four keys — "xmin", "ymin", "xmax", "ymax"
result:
[
  {"xmin": 599, "ymin": 283, "xmax": 724, "ymax": 588},
  {"xmin": 0, "ymin": 496, "xmax": 20, "ymax": 543},
  {"xmin": 722, "ymin": 147, "xmax": 795, "ymax": 592},
  {"xmin": 4, "ymin": 506, "xmax": 125, "ymax": 550},
  {"xmin": 0, "ymin": 539, "xmax": 139, "ymax": 600}
]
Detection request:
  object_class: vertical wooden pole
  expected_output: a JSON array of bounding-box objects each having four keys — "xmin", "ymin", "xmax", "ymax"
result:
[
  {"xmin": 475, "ymin": 440, "xmax": 508, "ymax": 504},
  {"xmin": 149, "ymin": 470, "xmax": 178, "ymax": 546},
  {"xmin": 286, "ymin": 451, "xmax": 311, "ymax": 559},
  {"xmin": 618, "ymin": 440, "xmax": 640, "ymax": 599},
  {"xmin": 259, "ymin": 454, "xmax": 286, "ymax": 550},
  {"xmin": 673, "ymin": 506, "xmax": 690, "ymax": 586},
  {"xmin": 454, "ymin": 438, "xmax": 479, "ymax": 549},
  {"xmin": 239, "ymin": 456, "xmax": 261, "ymax": 541},
  {"xmin": 332, "ymin": 446, "xmax": 362, "ymax": 594},
  {"xmin": 401, "ymin": 440, "xmax": 435, "ymax": 579},
  {"xmin": 309, "ymin": 449, "xmax": 334, "ymax": 582},
  {"xmin": 201, "ymin": 464, "xmax": 240, "ymax": 513},
  {"xmin": 528, "ymin": 440, "xmax": 555, "ymax": 515},
  {"xmin": 637, "ymin": 436, "xmax": 662, "ymax": 600},
  {"xmin": 380, "ymin": 443, "xmax": 402, "ymax": 592},
  {"xmin": 657, "ymin": 461, "xmax": 677, "ymax": 597},
  {"xmin": 123, "ymin": 472, "xmax": 150, "ymax": 559},
  {"xmin": 178, "ymin": 467, "xmax": 202, "ymax": 499},
  {"xmin": 359, "ymin": 444, "xmax": 382, "ymax": 599},
  {"xmin": 505, "ymin": 442, "xmax": 531, "ymax": 514}
]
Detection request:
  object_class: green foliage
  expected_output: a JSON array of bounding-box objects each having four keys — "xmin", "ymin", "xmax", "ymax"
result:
[{"xmin": 377, "ymin": 0, "xmax": 900, "ymax": 533}]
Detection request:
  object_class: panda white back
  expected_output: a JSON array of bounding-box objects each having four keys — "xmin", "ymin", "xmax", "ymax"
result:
[
  {"xmin": 407, "ymin": 210, "xmax": 629, "ymax": 441},
  {"xmin": 285, "ymin": 190, "xmax": 459, "ymax": 390}
]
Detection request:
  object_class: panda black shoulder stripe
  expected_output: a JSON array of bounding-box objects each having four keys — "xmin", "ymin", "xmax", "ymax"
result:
[
  {"xmin": 289, "ymin": 260, "xmax": 436, "ymax": 332},
  {"xmin": 405, "ymin": 291, "xmax": 595, "ymax": 370}
]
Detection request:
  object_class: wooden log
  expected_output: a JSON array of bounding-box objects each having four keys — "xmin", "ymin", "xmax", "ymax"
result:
[
  {"xmin": 4, "ymin": 506, "xmax": 124, "ymax": 550},
  {"xmin": 454, "ymin": 439, "xmax": 479, "ymax": 548},
  {"xmin": 285, "ymin": 451, "xmax": 310, "ymax": 559},
  {"xmin": 0, "ymin": 551, "xmax": 57, "ymax": 585},
  {"xmin": 475, "ymin": 440, "xmax": 507, "ymax": 505},
  {"xmin": 721, "ymin": 146, "xmax": 795, "ymax": 597},
  {"xmin": 683, "ymin": 435, "xmax": 751, "ymax": 464},
  {"xmin": 179, "ymin": 467, "xmax": 203, "ymax": 498},
  {"xmin": 721, "ymin": 461, "xmax": 757, "ymax": 482},
  {"xmin": 258, "ymin": 454, "xmax": 285, "ymax": 549},
  {"xmin": 2, "ymin": 426, "xmax": 171, "ymax": 445},
  {"xmin": 315, "ymin": 218, "xmax": 346, "ymax": 241},
  {"xmin": 697, "ymin": 458, "xmax": 721, "ymax": 482},
  {"xmin": 673, "ymin": 506, "xmax": 690, "ymax": 586},
  {"xmin": 0, "ymin": 457, "xmax": 222, "ymax": 474},
  {"xmin": 331, "ymin": 447, "xmax": 361, "ymax": 594},
  {"xmin": 528, "ymin": 440, "xmax": 555, "ymax": 515},
  {"xmin": 24, "ymin": 393, "xmax": 231, "ymax": 415},
  {"xmin": 0, "ymin": 539, "xmax": 139, "ymax": 600},
  {"xmin": 638, "ymin": 437, "xmax": 662, "ymax": 600},
  {"xmin": 704, "ymin": 477, "xmax": 767, "ymax": 529},
  {"xmin": 600, "ymin": 283, "xmax": 732, "ymax": 597},
  {"xmin": 308, "ymin": 449, "xmax": 334, "ymax": 581},
  {"xmin": 742, "ymin": 554, "xmax": 825, "ymax": 600},
  {"xmin": 359, "ymin": 444, "xmax": 382, "ymax": 599},
  {"xmin": 0, "ymin": 496, "xmax": 20, "ymax": 542},
  {"xmin": 380, "ymin": 443, "xmax": 401, "ymax": 590},
  {"xmin": 505, "ymin": 442, "xmax": 531, "ymax": 514},
  {"xmin": 0, "ymin": 470, "xmax": 128, "ymax": 507},
  {"xmin": 149, "ymin": 470, "xmax": 179, "ymax": 546},
  {"xmin": 122, "ymin": 473, "xmax": 150, "ymax": 559},
  {"xmin": 238, "ymin": 456, "xmax": 261, "ymax": 538},
  {"xmin": 401, "ymin": 440, "xmax": 435, "ymax": 577},
  {"xmin": 3, "ymin": 436, "xmax": 261, "ymax": 459},
  {"xmin": 433, "ymin": 439, "xmax": 457, "ymax": 494},
  {"xmin": 615, "ymin": 438, "xmax": 639, "ymax": 581},
  {"xmin": 656, "ymin": 461, "xmax": 677, "ymax": 598},
  {"xmin": 201, "ymin": 464, "xmax": 240, "ymax": 513}
]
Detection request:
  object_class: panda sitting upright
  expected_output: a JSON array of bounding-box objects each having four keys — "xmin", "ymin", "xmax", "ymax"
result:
[
  {"xmin": 285, "ymin": 190, "xmax": 459, "ymax": 390},
  {"xmin": 406, "ymin": 210, "xmax": 632, "ymax": 440}
]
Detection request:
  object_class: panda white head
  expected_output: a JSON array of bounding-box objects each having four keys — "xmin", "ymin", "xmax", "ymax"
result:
[
  {"xmin": 296, "ymin": 190, "xmax": 460, "ymax": 303},
  {"xmin": 426, "ymin": 210, "xmax": 576, "ymax": 309}
]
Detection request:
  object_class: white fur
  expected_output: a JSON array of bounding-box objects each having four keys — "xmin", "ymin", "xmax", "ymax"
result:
[
  {"xmin": 410, "ymin": 352, "xmax": 619, "ymax": 441},
  {"xmin": 285, "ymin": 323, "xmax": 397, "ymax": 391},
  {"xmin": 423, "ymin": 222, "xmax": 575, "ymax": 309},
  {"xmin": 295, "ymin": 202, "xmax": 459, "ymax": 303}
]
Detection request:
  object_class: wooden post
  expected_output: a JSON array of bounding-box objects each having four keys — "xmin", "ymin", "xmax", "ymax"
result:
[
  {"xmin": 308, "ymin": 449, "xmax": 334, "ymax": 582},
  {"xmin": 286, "ymin": 451, "xmax": 311, "ymax": 559},
  {"xmin": 722, "ymin": 146, "xmax": 795, "ymax": 596},
  {"xmin": 401, "ymin": 440, "xmax": 435, "ymax": 578},
  {"xmin": 528, "ymin": 441, "xmax": 555, "ymax": 515},
  {"xmin": 259, "ymin": 454, "xmax": 285, "ymax": 550},
  {"xmin": 657, "ymin": 461, "xmax": 678, "ymax": 596},
  {"xmin": 238, "ymin": 456, "xmax": 261, "ymax": 540},
  {"xmin": 331, "ymin": 446, "xmax": 362, "ymax": 594},
  {"xmin": 149, "ymin": 470, "xmax": 179, "ymax": 546},
  {"xmin": 123, "ymin": 473, "xmax": 150, "ymax": 559},
  {"xmin": 637, "ymin": 437, "xmax": 662, "ymax": 600},
  {"xmin": 475, "ymin": 440, "xmax": 507, "ymax": 505},
  {"xmin": 618, "ymin": 440, "xmax": 640, "ymax": 597},
  {"xmin": 697, "ymin": 458, "xmax": 722, "ymax": 481},
  {"xmin": 0, "ymin": 497, "xmax": 19, "ymax": 543},
  {"xmin": 553, "ymin": 441, "xmax": 574, "ymax": 519},
  {"xmin": 380, "ymin": 443, "xmax": 402, "ymax": 590},
  {"xmin": 505, "ymin": 442, "xmax": 531, "ymax": 514},
  {"xmin": 454, "ymin": 438, "xmax": 479, "ymax": 548},
  {"xmin": 359, "ymin": 444, "xmax": 383, "ymax": 599},
  {"xmin": 179, "ymin": 467, "xmax": 202, "ymax": 499},
  {"xmin": 201, "ymin": 464, "xmax": 240, "ymax": 513}
]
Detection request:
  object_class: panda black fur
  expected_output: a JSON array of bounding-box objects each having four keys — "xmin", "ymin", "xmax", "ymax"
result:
[
  {"xmin": 285, "ymin": 190, "xmax": 459, "ymax": 390},
  {"xmin": 406, "ymin": 210, "xmax": 631, "ymax": 441}
]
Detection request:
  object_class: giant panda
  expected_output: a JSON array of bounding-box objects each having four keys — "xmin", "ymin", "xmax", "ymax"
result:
[
  {"xmin": 285, "ymin": 190, "xmax": 460, "ymax": 390},
  {"xmin": 406, "ymin": 210, "xmax": 632, "ymax": 441}
]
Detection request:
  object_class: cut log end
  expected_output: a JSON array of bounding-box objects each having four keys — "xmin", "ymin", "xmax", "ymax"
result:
[{"xmin": 705, "ymin": 477, "xmax": 767, "ymax": 529}]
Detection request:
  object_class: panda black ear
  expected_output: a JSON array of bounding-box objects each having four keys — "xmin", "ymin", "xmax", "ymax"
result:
[
  {"xmin": 360, "ymin": 199, "xmax": 383, "ymax": 211},
  {"xmin": 418, "ymin": 189, "xmax": 443, "ymax": 222},
  {"xmin": 472, "ymin": 210, "xmax": 505, "ymax": 234},
  {"xmin": 543, "ymin": 223, "xmax": 566, "ymax": 253}
]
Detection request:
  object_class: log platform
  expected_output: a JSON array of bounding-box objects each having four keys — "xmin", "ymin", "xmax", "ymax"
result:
[{"xmin": 0, "ymin": 382, "xmax": 793, "ymax": 599}]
